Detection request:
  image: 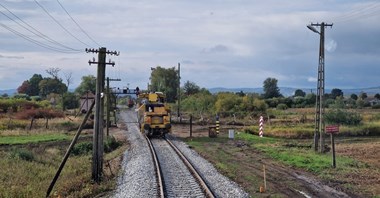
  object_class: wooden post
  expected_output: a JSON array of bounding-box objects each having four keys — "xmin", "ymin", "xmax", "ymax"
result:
[
  {"xmin": 331, "ymin": 133, "xmax": 336, "ymax": 168},
  {"xmin": 190, "ymin": 115, "xmax": 192, "ymax": 138},
  {"xmin": 106, "ymin": 77, "xmax": 110, "ymax": 137},
  {"xmin": 46, "ymin": 101, "xmax": 95, "ymax": 197}
]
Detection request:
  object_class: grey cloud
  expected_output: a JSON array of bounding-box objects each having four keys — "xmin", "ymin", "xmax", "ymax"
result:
[
  {"xmin": 202, "ymin": 44, "xmax": 229, "ymax": 54},
  {"xmin": 0, "ymin": 54, "xmax": 24, "ymax": 59}
]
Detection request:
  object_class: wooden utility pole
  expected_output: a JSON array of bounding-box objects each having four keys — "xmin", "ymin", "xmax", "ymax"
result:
[
  {"xmin": 177, "ymin": 62, "xmax": 181, "ymax": 122},
  {"xmin": 86, "ymin": 47, "xmax": 119, "ymax": 183},
  {"xmin": 307, "ymin": 22, "xmax": 333, "ymax": 153},
  {"xmin": 106, "ymin": 77, "xmax": 121, "ymax": 137}
]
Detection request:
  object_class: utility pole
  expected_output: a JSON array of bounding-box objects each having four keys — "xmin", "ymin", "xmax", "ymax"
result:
[
  {"xmin": 86, "ymin": 47, "xmax": 119, "ymax": 183},
  {"xmin": 106, "ymin": 77, "xmax": 121, "ymax": 137},
  {"xmin": 307, "ymin": 22, "xmax": 333, "ymax": 153},
  {"xmin": 177, "ymin": 62, "xmax": 181, "ymax": 122}
]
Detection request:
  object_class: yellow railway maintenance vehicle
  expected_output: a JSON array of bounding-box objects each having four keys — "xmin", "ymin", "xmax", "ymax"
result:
[{"xmin": 137, "ymin": 92, "xmax": 171, "ymax": 137}]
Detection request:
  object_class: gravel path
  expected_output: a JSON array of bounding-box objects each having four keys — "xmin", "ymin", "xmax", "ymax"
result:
[{"xmin": 113, "ymin": 110, "xmax": 158, "ymax": 197}]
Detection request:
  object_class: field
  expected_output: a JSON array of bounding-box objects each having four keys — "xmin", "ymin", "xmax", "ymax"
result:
[
  {"xmin": 1, "ymin": 106, "xmax": 380, "ymax": 197},
  {"xmin": 0, "ymin": 116, "xmax": 127, "ymax": 198},
  {"xmin": 172, "ymin": 123, "xmax": 380, "ymax": 197}
]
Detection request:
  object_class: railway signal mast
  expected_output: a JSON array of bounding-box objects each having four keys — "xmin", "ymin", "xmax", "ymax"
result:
[{"xmin": 307, "ymin": 22, "xmax": 333, "ymax": 153}]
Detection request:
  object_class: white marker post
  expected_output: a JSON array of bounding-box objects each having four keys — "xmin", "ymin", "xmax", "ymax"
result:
[{"xmin": 259, "ymin": 116, "xmax": 264, "ymax": 137}]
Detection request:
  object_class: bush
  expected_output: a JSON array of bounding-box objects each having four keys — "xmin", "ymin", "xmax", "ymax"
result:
[
  {"xmin": 54, "ymin": 121, "xmax": 78, "ymax": 131},
  {"xmin": 104, "ymin": 136, "xmax": 121, "ymax": 153},
  {"xmin": 72, "ymin": 141, "xmax": 92, "ymax": 156},
  {"xmin": 324, "ymin": 109, "xmax": 362, "ymax": 126},
  {"xmin": 276, "ymin": 103, "xmax": 288, "ymax": 110},
  {"xmin": 9, "ymin": 148, "xmax": 34, "ymax": 161}
]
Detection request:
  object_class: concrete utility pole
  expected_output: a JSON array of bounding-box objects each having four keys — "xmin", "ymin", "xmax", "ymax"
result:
[
  {"xmin": 307, "ymin": 22, "xmax": 333, "ymax": 153},
  {"xmin": 86, "ymin": 47, "xmax": 119, "ymax": 183},
  {"xmin": 106, "ymin": 77, "xmax": 121, "ymax": 137}
]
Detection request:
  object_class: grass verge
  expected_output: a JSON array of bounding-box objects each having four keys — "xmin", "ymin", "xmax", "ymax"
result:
[
  {"xmin": 0, "ymin": 133, "xmax": 70, "ymax": 145},
  {"xmin": 185, "ymin": 132, "xmax": 377, "ymax": 197}
]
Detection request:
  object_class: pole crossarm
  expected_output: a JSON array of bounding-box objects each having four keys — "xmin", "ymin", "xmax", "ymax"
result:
[
  {"xmin": 85, "ymin": 48, "xmax": 120, "ymax": 56},
  {"xmin": 309, "ymin": 23, "xmax": 333, "ymax": 27}
]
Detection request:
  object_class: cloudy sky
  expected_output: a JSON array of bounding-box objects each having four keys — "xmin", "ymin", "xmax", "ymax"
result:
[{"xmin": 0, "ymin": 0, "xmax": 379, "ymax": 91}]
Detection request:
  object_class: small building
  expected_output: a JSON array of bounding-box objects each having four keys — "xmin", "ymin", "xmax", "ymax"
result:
[{"xmin": 79, "ymin": 92, "xmax": 95, "ymax": 113}]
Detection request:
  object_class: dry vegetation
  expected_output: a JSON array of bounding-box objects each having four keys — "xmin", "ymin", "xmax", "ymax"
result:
[{"xmin": 0, "ymin": 113, "xmax": 127, "ymax": 197}]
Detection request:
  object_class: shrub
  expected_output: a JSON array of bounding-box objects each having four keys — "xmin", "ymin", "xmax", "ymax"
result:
[
  {"xmin": 72, "ymin": 141, "xmax": 92, "ymax": 156},
  {"xmin": 58, "ymin": 121, "xmax": 77, "ymax": 130},
  {"xmin": 324, "ymin": 109, "xmax": 362, "ymax": 126},
  {"xmin": 104, "ymin": 136, "xmax": 121, "ymax": 153},
  {"xmin": 276, "ymin": 103, "xmax": 288, "ymax": 110},
  {"xmin": 9, "ymin": 148, "xmax": 35, "ymax": 161}
]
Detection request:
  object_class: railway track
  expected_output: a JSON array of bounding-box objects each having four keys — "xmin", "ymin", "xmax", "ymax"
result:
[{"xmin": 145, "ymin": 135, "xmax": 215, "ymax": 198}]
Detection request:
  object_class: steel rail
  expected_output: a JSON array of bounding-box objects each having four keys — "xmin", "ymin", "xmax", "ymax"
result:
[
  {"xmin": 145, "ymin": 135, "xmax": 165, "ymax": 198},
  {"xmin": 165, "ymin": 138, "xmax": 215, "ymax": 198}
]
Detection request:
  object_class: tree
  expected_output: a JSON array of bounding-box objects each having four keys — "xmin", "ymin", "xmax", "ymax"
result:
[
  {"xmin": 75, "ymin": 75, "xmax": 96, "ymax": 95},
  {"xmin": 330, "ymin": 88, "xmax": 343, "ymax": 99},
  {"xmin": 63, "ymin": 92, "xmax": 79, "ymax": 109},
  {"xmin": 38, "ymin": 78, "xmax": 67, "ymax": 97},
  {"xmin": 375, "ymin": 93, "xmax": 380, "ymax": 100},
  {"xmin": 64, "ymin": 71, "xmax": 73, "ymax": 89},
  {"xmin": 183, "ymin": 80, "xmax": 200, "ymax": 96},
  {"xmin": 359, "ymin": 92, "xmax": 368, "ymax": 100},
  {"xmin": 350, "ymin": 94, "xmax": 358, "ymax": 100},
  {"xmin": 28, "ymin": 74, "xmax": 43, "ymax": 96},
  {"xmin": 46, "ymin": 67, "xmax": 61, "ymax": 79},
  {"xmin": 294, "ymin": 89, "xmax": 306, "ymax": 97},
  {"xmin": 17, "ymin": 80, "xmax": 30, "ymax": 94},
  {"xmin": 305, "ymin": 93, "xmax": 316, "ymax": 106},
  {"xmin": 150, "ymin": 66, "xmax": 179, "ymax": 102},
  {"xmin": 236, "ymin": 90, "xmax": 245, "ymax": 97},
  {"xmin": 263, "ymin": 77, "xmax": 282, "ymax": 99},
  {"xmin": 17, "ymin": 74, "xmax": 43, "ymax": 96}
]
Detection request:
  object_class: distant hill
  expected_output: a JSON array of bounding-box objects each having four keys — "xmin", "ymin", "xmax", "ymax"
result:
[
  {"xmin": 208, "ymin": 87, "xmax": 380, "ymax": 97},
  {"xmin": 0, "ymin": 89, "xmax": 17, "ymax": 96},
  {"xmin": 209, "ymin": 87, "xmax": 263, "ymax": 94}
]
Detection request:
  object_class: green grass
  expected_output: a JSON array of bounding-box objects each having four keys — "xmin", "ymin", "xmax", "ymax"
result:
[
  {"xmin": 0, "ymin": 134, "xmax": 70, "ymax": 145},
  {"xmin": 235, "ymin": 132, "xmax": 366, "ymax": 174}
]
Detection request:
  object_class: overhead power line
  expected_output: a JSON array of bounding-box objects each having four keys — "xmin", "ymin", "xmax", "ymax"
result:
[
  {"xmin": 0, "ymin": 3, "xmax": 81, "ymax": 52},
  {"xmin": 33, "ymin": 0, "xmax": 93, "ymax": 48},
  {"xmin": 333, "ymin": 2, "xmax": 380, "ymax": 23},
  {"xmin": 56, "ymin": 0, "xmax": 101, "ymax": 47},
  {"xmin": 0, "ymin": 22, "xmax": 80, "ymax": 53}
]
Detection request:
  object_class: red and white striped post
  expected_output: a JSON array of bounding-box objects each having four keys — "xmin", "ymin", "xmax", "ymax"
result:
[{"xmin": 259, "ymin": 116, "xmax": 264, "ymax": 137}]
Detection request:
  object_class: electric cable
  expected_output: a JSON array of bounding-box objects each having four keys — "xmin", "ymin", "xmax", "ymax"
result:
[
  {"xmin": 56, "ymin": 0, "xmax": 101, "ymax": 47},
  {"xmin": 33, "ymin": 0, "xmax": 92, "ymax": 48},
  {"xmin": 333, "ymin": 2, "xmax": 380, "ymax": 23},
  {"xmin": 0, "ymin": 22, "xmax": 81, "ymax": 53},
  {"xmin": 0, "ymin": 3, "xmax": 81, "ymax": 52}
]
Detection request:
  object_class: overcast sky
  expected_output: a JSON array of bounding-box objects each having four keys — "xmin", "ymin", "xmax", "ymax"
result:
[{"xmin": 0, "ymin": 0, "xmax": 379, "ymax": 91}]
